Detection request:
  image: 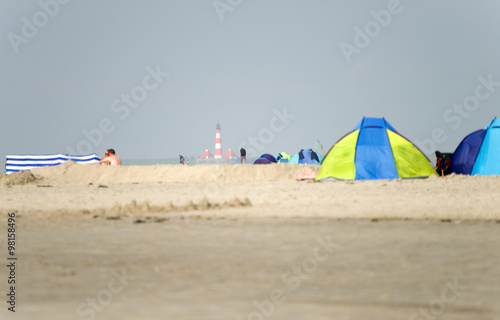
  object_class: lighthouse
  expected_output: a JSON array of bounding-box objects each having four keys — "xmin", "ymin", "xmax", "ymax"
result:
[{"xmin": 214, "ymin": 123, "xmax": 222, "ymax": 159}]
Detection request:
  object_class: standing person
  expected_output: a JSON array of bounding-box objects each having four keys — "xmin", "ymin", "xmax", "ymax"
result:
[
  {"xmin": 240, "ymin": 147, "xmax": 246, "ymax": 164},
  {"xmin": 100, "ymin": 148, "xmax": 121, "ymax": 166},
  {"xmin": 179, "ymin": 154, "xmax": 185, "ymax": 165}
]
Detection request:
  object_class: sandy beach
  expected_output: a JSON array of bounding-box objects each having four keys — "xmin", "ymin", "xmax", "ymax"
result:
[{"xmin": 1, "ymin": 162, "xmax": 499, "ymax": 319}]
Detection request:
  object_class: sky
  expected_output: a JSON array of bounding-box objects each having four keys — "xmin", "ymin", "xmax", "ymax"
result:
[{"xmin": 1, "ymin": 0, "xmax": 500, "ymax": 163}]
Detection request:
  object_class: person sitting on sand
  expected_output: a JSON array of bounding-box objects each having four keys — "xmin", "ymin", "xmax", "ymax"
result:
[
  {"xmin": 99, "ymin": 149, "xmax": 111, "ymax": 165},
  {"xmin": 99, "ymin": 148, "xmax": 121, "ymax": 166}
]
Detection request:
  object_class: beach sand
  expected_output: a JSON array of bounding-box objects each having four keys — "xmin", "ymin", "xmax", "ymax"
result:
[{"xmin": 0, "ymin": 162, "xmax": 499, "ymax": 319}]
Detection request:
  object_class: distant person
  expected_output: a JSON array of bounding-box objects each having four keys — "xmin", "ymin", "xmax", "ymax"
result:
[
  {"xmin": 179, "ymin": 154, "xmax": 185, "ymax": 165},
  {"xmin": 100, "ymin": 149, "xmax": 111, "ymax": 165},
  {"xmin": 108, "ymin": 149, "xmax": 121, "ymax": 166},
  {"xmin": 100, "ymin": 148, "xmax": 121, "ymax": 166},
  {"xmin": 240, "ymin": 147, "xmax": 246, "ymax": 164}
]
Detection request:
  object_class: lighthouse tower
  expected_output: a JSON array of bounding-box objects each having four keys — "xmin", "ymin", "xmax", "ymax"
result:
[{"xmin": 214, "ymin": 123, "xmax": 222, "ymax": 159}]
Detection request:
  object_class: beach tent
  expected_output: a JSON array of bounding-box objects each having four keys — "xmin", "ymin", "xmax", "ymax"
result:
[
  {"xmin": 316, "ymin": 117, "xmax": 437, "ymax": 180},
  {"xmin": 200, "ymin": 149, "xmax": 214, "ymax": 159},
  {"xmin": 289, "ymin": 149, "xmax": 323, "ymax": 165},
  {"xmin": 253, "ymin": 153, "xmax": 277, "ymax": 164},
  {"xmin": 276, "ymin": 152, "xmax": 291, "ymax": 163},
  {"xmin": 223, "ymin": 149, "xmax": 237, "ymax": 159},
  {"xmin": 451, "ymin": 117, "xmax": 500, "ymax": 175},
  {"xmin": 5, "ymin": 153, "xmax": 99, "ymax": 175}
]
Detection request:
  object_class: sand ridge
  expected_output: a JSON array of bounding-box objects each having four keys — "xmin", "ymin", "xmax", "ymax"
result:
[
  {"xmin": 1, "ymin": 163, "xmax": 500, "ymax": 221},
  {"xmin": 22, "ymin": 161, "xmax": 321, "ymax": 184}
]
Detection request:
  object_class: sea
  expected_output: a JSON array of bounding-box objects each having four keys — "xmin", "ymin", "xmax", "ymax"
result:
[
  {"xmin": 122, "ymin": 158, "xmax": 184, "ymax": 166},
  {"xmin": 123, "ymin": 157, "xmax": 242, "ymax": 166}
]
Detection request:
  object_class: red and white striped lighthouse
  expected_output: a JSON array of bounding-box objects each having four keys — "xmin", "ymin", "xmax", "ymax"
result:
[{"xmin": 214, "ymin": 123, "xmax": 222, "ymax": 159}]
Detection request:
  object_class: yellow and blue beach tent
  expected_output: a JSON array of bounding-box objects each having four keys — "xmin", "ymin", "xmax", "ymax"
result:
[{"xmin": 316, "ymin": 117, "xmax": 437, "ymax": 180}]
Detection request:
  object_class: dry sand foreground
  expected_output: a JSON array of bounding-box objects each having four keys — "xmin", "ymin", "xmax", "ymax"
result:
[{"xmin": 0, "ymin": 162, "xmax": 499, "ymax": 319}]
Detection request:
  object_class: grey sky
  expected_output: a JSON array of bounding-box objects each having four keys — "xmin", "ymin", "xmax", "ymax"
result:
[{"xmin": 1, "ymin": 0, "xmax": 500, "ymax": 163}]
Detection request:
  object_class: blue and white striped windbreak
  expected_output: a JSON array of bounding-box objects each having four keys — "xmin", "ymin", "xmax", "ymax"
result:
[{"xmin": 5, "ymin": 154, "xmax": 100, "ymax": 175}]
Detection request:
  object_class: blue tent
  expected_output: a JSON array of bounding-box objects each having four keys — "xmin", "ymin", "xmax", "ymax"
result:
[
  {"xmin": 289, "ymin": 149, "xmax": 323, "ymax": 165},
  {"xmin": 451, "ymin": 118, "xmax": 500, "ymax": 175},
  {"xmin": 253, "ymin": 153, "xmax": 277, "ymax": 164}
]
